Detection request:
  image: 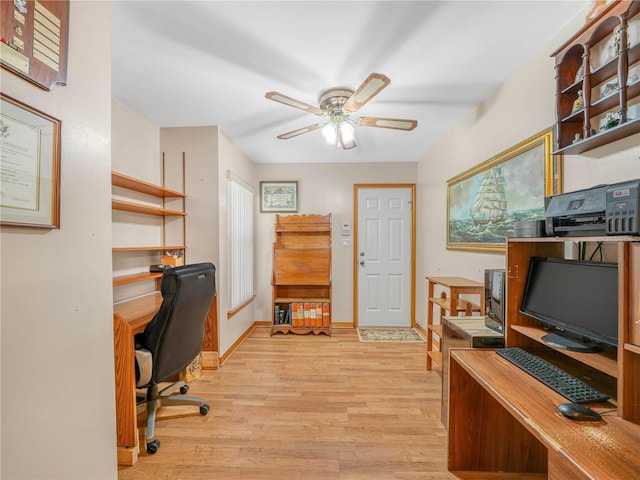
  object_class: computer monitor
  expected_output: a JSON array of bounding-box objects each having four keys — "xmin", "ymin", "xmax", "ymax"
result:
[
  {"xmin": 520, "ymin": 257, "xmax": 618, "ymax": 352},
  {"xmin": 484, "ymin": 269, "xmax": 505, "ymax": 334}
]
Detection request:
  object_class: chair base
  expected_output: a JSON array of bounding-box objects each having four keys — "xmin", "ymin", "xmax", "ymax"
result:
[{"xmin": 138, "ymin": 380, "xmax": 209, "ymax": 454}]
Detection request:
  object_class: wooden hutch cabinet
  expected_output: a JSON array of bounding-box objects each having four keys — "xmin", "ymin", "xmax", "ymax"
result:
[
  {"xmin": 270, "ymin": 214, "xmax": 332, "ymax": 336},
  {"xmin": 552, "ymin": 0, "xmax": 640, "ymax": 154}
]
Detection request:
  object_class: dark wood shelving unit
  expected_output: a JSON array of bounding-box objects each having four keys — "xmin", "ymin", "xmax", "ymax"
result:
[{"xmin": 552, "ymin": 1, "xmax": 640, "ymax": 154}]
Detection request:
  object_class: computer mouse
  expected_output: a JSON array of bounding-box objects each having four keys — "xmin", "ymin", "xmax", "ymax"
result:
[{"xmin": 558, "ymin": 402, "xmax": 602, "ymax": 421}]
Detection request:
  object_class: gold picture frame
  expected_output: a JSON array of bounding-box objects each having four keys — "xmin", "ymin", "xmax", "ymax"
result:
[
  {"xmin": 0, "ymin": 93, "xmax": 61, "ymax": 228},
  {"xmin": 447, "ymin": 128, "xmax": 560, "ymax": 252}
]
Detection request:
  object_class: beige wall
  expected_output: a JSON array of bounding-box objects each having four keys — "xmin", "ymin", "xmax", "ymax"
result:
[
  {"xmin": 1, "ymin": 2, "xmax": 116, "ymax": 479},
  {"xmin": 415, "ymin": 5, "xmax": 640, "ymax": 330},
  {"xmin": 112, "ymin": 99, "xmax": 164, "ymax": 303},
  {"xmin": 254, "ymin": 162, "xmax": 417, "ymax": 326},
  {"xmin": 160, "ymin": 126, "xmax": 223, "ymax": 349}
]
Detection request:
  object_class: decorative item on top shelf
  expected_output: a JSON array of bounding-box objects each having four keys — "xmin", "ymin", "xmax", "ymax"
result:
[
  {"xmin": 585, "ymin": 0, "xmax": 612, "ymax": 23},
  {"xmin": 600, "ymin": 81, "xmax": 619, "ymax": 99},
  {"xmin": 600, "ymin": 111, "xmax": 620, "ymax": 131},
  {"xmin": 572, "ymin": 90, "xmax": 585, "ymax": 113},
  {"xmin": 161, "ymin": 250, "xmax": 184, "ymax": 267}
]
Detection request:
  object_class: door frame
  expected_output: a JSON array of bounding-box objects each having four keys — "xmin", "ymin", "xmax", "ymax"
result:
[{"xmin": 353, "ymin": 183, "xmax": 417, "ymax": 328}]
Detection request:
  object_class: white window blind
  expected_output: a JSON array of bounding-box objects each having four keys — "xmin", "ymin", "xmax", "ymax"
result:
[{"xmin": 227, "ymin": 171, "xmax": 255, "ymax": 311}]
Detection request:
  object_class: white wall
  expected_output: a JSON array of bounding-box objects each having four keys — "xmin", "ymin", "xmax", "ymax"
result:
[
  {"xmin": 415, "ymin": 6, "xmax": 640, "ymax": 329},
  {"xmin": 1, "ymin": 2, "xmax": 116, "ymax": 479},
  {"xmin": 254, "ymin": 162, "xmax": 417, "ymax": 326}
]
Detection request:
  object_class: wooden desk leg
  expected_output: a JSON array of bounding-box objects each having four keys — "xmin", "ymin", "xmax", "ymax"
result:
[
  {"xmin": 426, "ymin": 280, "xmax": 435, "ymax": 370},
  {"xmin": 113, "ymin": 313, "xmax": 140, "ymax": 465},
  {"xmin": 548, "ymin": 450, "xmax": 591, "ymax": 480},
  {"xmin": 201, "ymin": 294, "xmax": 219, "ymax": 370},
  {"xmin": 448, "ymin": 355, "xmax": 547, "ymax": 474},
  {"xmin": 449, "ymin": 288, "xmax": 458, "ymax": 318}
]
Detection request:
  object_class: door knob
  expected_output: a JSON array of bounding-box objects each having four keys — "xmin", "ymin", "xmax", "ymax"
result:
[{"xmin": 359, "ymin": 260, "xmax": 365, "ymax": 267}]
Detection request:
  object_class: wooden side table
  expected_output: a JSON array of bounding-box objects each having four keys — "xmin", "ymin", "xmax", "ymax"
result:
[{"xmin": 425, "ymin": 276, "xmax": 483, "ymax": 370}]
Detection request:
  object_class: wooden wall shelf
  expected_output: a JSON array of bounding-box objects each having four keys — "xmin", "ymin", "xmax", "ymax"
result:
[
  {"xmin": 112, "ymin": 245, "xmax": 186, "ymax": 253},
  {"xmin": 112, "ymin": 171, "xmax": 185, "ymax": 198},
  {"xmin": 112, "ymin": 199, "xmax": 185, "ymax": 217}
]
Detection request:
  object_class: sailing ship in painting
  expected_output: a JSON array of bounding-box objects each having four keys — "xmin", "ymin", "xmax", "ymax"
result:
[
  {"xmin": 449, "ymin": 163, "xmax": 545, "ymax": 247},
  {"xmin": 470, "ymin": 167, "xmax": 508, "ymax": 226}
]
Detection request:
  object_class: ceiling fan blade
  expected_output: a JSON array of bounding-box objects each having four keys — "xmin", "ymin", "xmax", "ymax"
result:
[
  {"xmin": 276, "ymin": 124, "xmax": 323, "ymax": 139},
  {"xmin": 356, "ymin": 117, "xmax": 418, "ymax": 131},
  {"xmin": 265, "ymin": 92, "xmax": 324, "ymax": 116},
  {"xmin": 343, "ymin": 73, "xmax": 391, "ymax": 113}
]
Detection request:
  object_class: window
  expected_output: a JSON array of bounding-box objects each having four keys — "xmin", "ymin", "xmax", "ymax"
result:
[{"xmin": 227, "ymin": 171, "xmax": 254, "ymax": 313}]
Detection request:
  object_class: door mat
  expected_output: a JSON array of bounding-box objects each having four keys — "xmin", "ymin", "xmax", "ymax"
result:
[{"xmin": 357, "ymin": 327, "xmax": 426, "ymax": 343}]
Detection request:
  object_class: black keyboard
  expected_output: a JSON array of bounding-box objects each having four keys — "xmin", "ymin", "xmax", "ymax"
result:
[{"xmin": 496, "ymin": 347, "xmax": 609, "ymax": 403}]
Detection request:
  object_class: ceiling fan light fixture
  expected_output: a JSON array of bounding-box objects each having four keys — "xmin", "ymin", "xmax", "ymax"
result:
[
  {"xmin": 321, "ymin": 122, "xmax": 338, "ymax": 145},
  {"xmin": 322, "ymin": 118, "xmax": 355, "ymax": 149},
  {"xmin": 339, "ymin": 120, "xmax": 355, "ymax": 144}
]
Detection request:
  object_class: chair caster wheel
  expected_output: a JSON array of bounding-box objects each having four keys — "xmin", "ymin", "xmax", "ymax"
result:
[
  {"xmin": 146, "ymin": 439, "xmax": 160, "ymax": 454},
  {"xmin": 180, "ymin": 385, "xmax": 189, "ymax": 394},
  {"xmin": 200, "ymin": 404, "xmax": 210, "ymax": 415}
]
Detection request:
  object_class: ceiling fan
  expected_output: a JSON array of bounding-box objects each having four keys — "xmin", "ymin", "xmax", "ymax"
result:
[{"xmin": 265, "ymin": 73, "xmax": 418, "ymax": 150}]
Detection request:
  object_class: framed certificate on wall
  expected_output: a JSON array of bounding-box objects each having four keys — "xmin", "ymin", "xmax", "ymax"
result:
[{"xmin": 1, "ymin": 93, "xmax": 61, "ymax": 228}]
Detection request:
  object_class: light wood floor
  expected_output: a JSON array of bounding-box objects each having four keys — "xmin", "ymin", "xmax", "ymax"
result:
[{"xmin": 118, "ymin": 327, "xmax": 457, "ymax": 480}]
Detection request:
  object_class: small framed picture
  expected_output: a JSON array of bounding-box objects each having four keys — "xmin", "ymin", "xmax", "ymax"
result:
[
  {"xmin": 260, "ymin": 181, "xmax": 298, "ymax": 212},
  {"xmin": 1, "ymin": 93, "xmax": 62, "ymax": 228}
]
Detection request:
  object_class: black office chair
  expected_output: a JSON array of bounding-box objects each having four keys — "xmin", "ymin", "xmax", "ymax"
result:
[{"xmin": 134, "ymin": 262, "xmax": 216, "ymax": 454}]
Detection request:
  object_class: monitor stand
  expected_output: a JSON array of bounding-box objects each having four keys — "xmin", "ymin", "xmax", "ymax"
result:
[{"xmin": 541, "ymin": 332, "xmax": 601, "ymax": 353}]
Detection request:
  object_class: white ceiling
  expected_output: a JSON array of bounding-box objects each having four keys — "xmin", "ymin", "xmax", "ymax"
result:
[{"xmin": 111, "ymin": 1, "xmax": 586, "ymax": 164}]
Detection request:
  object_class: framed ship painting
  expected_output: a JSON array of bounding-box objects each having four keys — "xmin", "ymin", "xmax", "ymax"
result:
[{"xmin": 447, "ymin": 129, "xmax": 559, "ymax": 252}]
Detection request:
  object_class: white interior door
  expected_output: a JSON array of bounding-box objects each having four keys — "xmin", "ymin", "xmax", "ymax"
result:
[{"xmin": 356, "ymin": 187, "xmax": 413, "ymax": 327}]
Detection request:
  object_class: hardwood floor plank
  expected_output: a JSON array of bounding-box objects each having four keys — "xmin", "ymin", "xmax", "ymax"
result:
[{"xmin": 119, "ymin": 327, "xmax": 457, "ymax": 479}]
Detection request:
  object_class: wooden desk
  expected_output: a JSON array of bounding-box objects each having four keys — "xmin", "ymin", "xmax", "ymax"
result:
[
  {"xmin": 426, "ymin": 276, "xmax": 483, "ymax": 370},
  {"xmin": 448, "ymin": 349, "xmax": 640, "ymax": 479},
  {"xmin": 113, "ymin": 292, "xmax": 162, "ymax": 466}
]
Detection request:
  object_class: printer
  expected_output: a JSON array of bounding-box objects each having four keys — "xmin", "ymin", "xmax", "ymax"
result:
[{"xmin": 545, "ymin": 179, "xmax": 639, "ymax": 237}]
